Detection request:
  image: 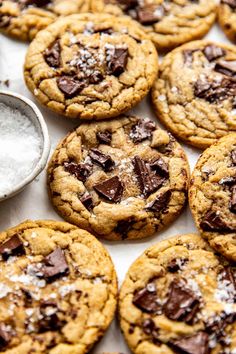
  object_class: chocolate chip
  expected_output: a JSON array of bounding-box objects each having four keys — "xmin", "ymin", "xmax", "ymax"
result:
[
  {"xmin": 44, "ymin": 40, "xmax": 61, "ymax": 68},
  {"xmin": 137, "ymin": 5, "xmax": 165, "ymax": 25},
  {"xmin": 106, "ymin": 47, "xmax": 128, "ymax": 76},
  {"xmin": 163, "ymin": 279, "xmax": 200, "ymax": 324},
  {"xmin": 221, "ymin": 0, "xmax": 236, "ymax": 8},
  {"xmin": 96, "ymin": 131, "xmax": 112, "ymax": 145},
  {"xmin": 80, "ymin": 193, "xmax": 94, "ymax": 211},
  {"xmin": 200, "ymin": 210, "xmax": 234, "ymax": 232},
  {"xmin": 231, "ymin": 149, "xmax": 236, "ymax": 165},
  {"xmin": 0, "ymin": 323, "xmax": 12, "ymax": 349},
  {"xmin": 133, "ymin": 156, "xmax": 165, "ymax": 197},
  {"xmin": 142, "ymin": 319, "xmax": 160, "ymax": 343},
  {"xmin": 64, "ymin": 162, "xmax": 93, "ymax": 182},
  {"xmin": 167, "ymin": 258, "xmax": 188, "ymax": 273},
  {"xmin": 150, "ymin": 157, "xmax": 169, "ymax": 177},
  {"xmin": 38, "ymin": 301, "xmax": 65, "ymax": 333},
  {"xmin": 170, "ymin": 332, "xmax": 209, "ymax": 354},
  {"xmin": 130, "ymin": 119, "xmax": 156, "ymax": 143},
  {"xmin": 40, "ymin": 248, "xmax": 69, "ymax": 282},
  {"xmin": 94, "ymin": 176, "xmax": 123, "ymax": 203},
  {"xmin": 203, "ymin": 45, "xmax": 226, "ymax": 62},
  {"xmin": 133, "ymin": 283, "xmax": 161, "ymax": 313},
  {"xmin": 215, "ymin": 60, "xmax": 236, "ymax": 77},
  {"xmin": 145, "ymin": 190, "xmax": 171, "ymax": 213},
  {"xmin": 89, "ymin": 148, "xmax": 115, "ymax": 172},
  {"xmin": 230, "ymin": 185, "xmax": 236, "ymax": 213},
  {"xmin": 0, "ymin": 235, "xmax": 25, "ymax": 260},
  {"xmin": 57, "ymin": 76, "xmax": 85, "ymax": 97}
]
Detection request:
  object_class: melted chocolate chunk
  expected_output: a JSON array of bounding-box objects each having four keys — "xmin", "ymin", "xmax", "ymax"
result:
[
  {"xmin": 64, "ymin": 162, "xmax": 93, "ymax": 182},
  {"xmin": 0, "ymin": 323, "xmax": 12, "ymax": 349},
  {"xmin": 164, "ymin": 279, "xmax": 200, "ymax": 324},
  {"xmin": 170, "ymin": 332, "xmax": 209, "ymax": 354},
  {"xmin": 133, "ymin": 156, "xmax": 165, "ymax": 197},
  {"xmin": 150, "ymin": 157, "xmax": 169, "ymax": 177},
  {"xmin": 142, "ymin": 319, "xmax": 160, "ymax": 343},
  {"xmin": 38, "ymin": 301, "xmax": 65, "ymax": 333},
  {"xmin": 133, "ymin": 283, "xmax": 161, "ymax": 313},
  {"xmin": 215, "ymin": 60, "xmax": 236, "ymax": 77},
  {"xmin": 0, "ymin": 235, "xmax": 25, "ymax": 260},
  {"xmin": 167, "ymin": 258, "xmax": 188, "ymax": 273},
  {"xmin": 96, "ymin": 131, "xmax": 112, "ymax": 145},
  {"xmin": 194, "ymin": 77, "xmax": 236, "ymax": 103},
  {"xmin": 230, "ymin": 185, "xmax": 236, "ymax": 213},
  {"xmin": 200, "ymin": 210, "xmax": 234, "ymax": 232},
  {"xmin": 130, "ymin": 119, "xmax": 156, "ymax": 143},
  {"xmin": 94, "ymin": 176, "xmax": 123, "ymax": 203},
  {"xmin": 80, "ymin": 193, "xmax": 94, "ymax": 211},
  {"xmin": 106, "ymin": 47, "xmax": 128, "ymax": 76},
  {"xmin": 40, "ymin": 248, "xmax": 69, "ymax": 282},
  {"xmin": 145, "ymin": 190, "xmax": 171, "ymax": 213},
  {"xmin": 221, "ymin": 0, "xmax": 236, "ymax": 8},
  {"xmin": 203, "ymin": 45, "xmax": 226, "ymax": 62},
  {"xmin": 137, "ymin": 5, "xmax": 165, "ymax": 25},
  {"xmin": 115, "ymin": 218, "xmax": 135, "ymax": 239},
  {"xmin": 57, "ymin": 76, "xmax": 85, "ymax": 97},
  {"xmin": 89, "ymin": 148, "xmax": 115, "ymax": 172},
  {"xmin": 231, "ymin": 149, "xmax": 236, "ymax": 165},
  {"xmin": 44, "ymin": 40, "xmax": 61, "ymax": 68}
]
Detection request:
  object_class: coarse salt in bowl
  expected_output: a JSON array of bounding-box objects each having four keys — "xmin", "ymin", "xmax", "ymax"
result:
[{"xmin": 0, "ymin": 91, "xmax": 50, "ymax": 201}]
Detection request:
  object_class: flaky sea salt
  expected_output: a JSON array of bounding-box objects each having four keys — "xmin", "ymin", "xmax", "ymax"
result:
[{"xmin": 0, "ymin": 103, "xmax": 41, "ymax": 196}]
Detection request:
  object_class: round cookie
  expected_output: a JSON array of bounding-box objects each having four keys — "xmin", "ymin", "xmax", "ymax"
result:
[
  {"xmin": 152, "ymin": 40, "xmax": 236, "ymax": 149},
  {"xmin": 119, "ymin": 234, "xmax": 236, "ymax": 354},
  {"xmin": 218, "ymin": 0, "xmax": 236, "ymax": 43},
  {"xmin": 0, "ymin": 219, "xmax": 117, "ymax": 353},
  {"xmin": 47, "ymin": 115, "xmax": 190, "ymax": 241},
  {"xmin": 24, "ymin": 13, "xmax": 158, "ymax": 120},
  {"xmin": 0, "ymin": 0, "xmax": 90, "ymax": 42},
  {"xmin": 90, "ymin": 0, "xmax": 216, "ymax": 51},
  {"xmin": 189, "ymin": 133, "xmax": 236, "ymax": 261}
]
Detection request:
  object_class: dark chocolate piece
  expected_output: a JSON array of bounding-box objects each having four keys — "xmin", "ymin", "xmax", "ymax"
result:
[
  {"xmin": 142, "ymin": 319, "xmax": 160, "ymax": 343},
  {"xmin": 145, "ymin": 190, "xmax": 171, "ymax": 213},
  {"xmin": 219, "ymin": 266, "xmax": 236, "ymax": 294},
  {"xmin": 64, "ymin": 162, "xmax": 93, "ymax": 182},
  {"xmin": 57, "ymin": 76, "xmax": 85, "ymax": 97},
  {"xmin": 130, "ymin": 119, "xmax": 156, "ymax": 143},
  {"xmin": 24, "ymin": 0, "xmax": 51, "ymax": 7},
  {"xmin": 194, "ymin": 77, "xmax": 236, "ymax": 103},
  {"xmin": 107, "ymin": 47, "xmax": 128, "ymax": 76},
  {"xmin": 38, "ymin": 301, "xmax": 65, "ymax": 333},
  {"xmin": 115, "ymin": 218, "xmax": 135, "ymax": 239},
  {"xmin": 80, "ymin": 193, "xmax": 94, "ymax": 211},
  {"xmin": 133, "ymin": 283, "xmax": 161, "ymax": 313},
  {"xmin": 0, "ymin": 14, "xmax": 11, "ymax": 28},
  {"xmin": 0, "ymin": 323, "xmax": 12, "ymax": 349},
  {"xmin": 96, "ymin": 131, "xmax": 112, "ymax": 145},
  {"xmin": 89, "ymin": 148, "xmax": 115, "ymax": 172},
  {"xmin": 150, "ymin": 157, "xmax": 169, "ymax": 177},
  {"xmin": 40, "ymin": 248, "xmax": 69, "ymax": 281},
  {"xmin": 170, "ymin": 332, "xmax": 209, "ymax": 354},
  {"xmin": 219, "ymin": 176, "xmax": 236, "ymax": 185},
  {"xmin": 137, "ymin": 5, "xmax": 165, "ymax": 25},
  {"xmin": 0, "ymin": 235, "xmax": 25, "ymax": 260},
  {"xmin": 94, "ymin": 176, "xmax": 123, "ymax": 203},
  {"xmin": 200, "ymin": 210, "xmax": 234, "ymax": 232},
  {"xmin": 44, "ymin": 40, "xmax": 61, "ymax": 68},
  {"xmin": 221, "ymin": 0, "xmax": 236, "ymax": 9},
  {"xmin": 167, "ymin": 258, "xmax": 188, "ymax": 273},
  {"xmin": 183, "ymin": 50, "xmax": 197, "ymax": 65},
  {"xmin": 215, "ymin": 60, "xmax": 236, "ymax": 77},
  {"xmin": 203, "ymin": 45, "xmax": 226, "ymax": 62}
]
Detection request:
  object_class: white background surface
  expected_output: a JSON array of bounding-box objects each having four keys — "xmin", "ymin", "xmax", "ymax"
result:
[{"xmin": 0, "ymin": 20, "xmax": 231, "ymax": 353}]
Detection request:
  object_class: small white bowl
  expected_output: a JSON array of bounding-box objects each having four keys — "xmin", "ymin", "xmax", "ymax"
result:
[{"xmin": 0, "ymin": 91, "xmax": 50, "ymax": 201}]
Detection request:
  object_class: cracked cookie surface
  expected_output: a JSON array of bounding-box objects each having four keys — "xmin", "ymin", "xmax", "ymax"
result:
[
  {"xmin": 24, "ymin": 13, "xmax": 158, "ymax": 120},
  {"xmin": 152, "ymin": 40, "xmax": 236, "ymax": 149},
  {"xmin": 47, "ymin": 115, "xmax": 190, "ymax": 241},
  {"xmin": 119, "ymin": 234, "xmax": 236, "ymax": 354},
  {"xmin": 90, "ymin": 0, "xmax": 216, "ymax": 51},
  {"xmin": 189, "ymin": 133, "xmax": 236, "ymax": 261},
  {"xmin": 218, "ymin": 0, "xmax": 236, "ymax": 43},
  {"xmin": 0, "ymin": 219, "xmax": 117, "ymax": 353},
  {"xmin": 0, "ymin": 0, "xmax": 90, "ymax": 41}
]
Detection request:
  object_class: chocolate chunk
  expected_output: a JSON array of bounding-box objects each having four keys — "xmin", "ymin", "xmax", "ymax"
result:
[
  {"xmin": 115, "ymin": 218, "xmax": 135, "ymax": 239},
  {"xmin": 44, "ymin": 40, "xmax": 61, "ymax": 68},
  {"xmin": 219, "ymin": 176, "xmax": 236, "ymax": 185},
  {"xmin": 167, "ymin": 258, "xmax": 188, "ymax": 273},
  {"xmin": 64, "ymin": 162, "xmax": 93, "ymax": 182},
  {"xmin": 133, "ymin": 156, "xmax": 165, "ymax": 197},
  {"xmin": 89, "ymin": 71, "xmax": 104, "ymax": 84},
  {"xmin": 94, "ymin": 176, "xmax": 123, "ymax": 203},
  {"xmin": 96, "ymin": 131, "xmax": 112, "ymax": 145},
  {"xmin": 57, "ymin": 76, "xmax": 85, "ymax": 97},
  {"xmin": 89, "ymin": 148, "xmax": 115, "ymax": 172},
  {"xmin": 183, "ymin": 50, "xmax": 197, "ymax": 65},
  {"xmin": 38, "ymin": 301, "xmax": 65, "ymax": 333},
  {"xmin": 118, "ymin": 0, "xmax": 138, "ymax": 10},
  {"xmin": 231, "ymin": 149, "xmax": 236, "ymax": 165},
  {"xmin": 205, "ymin": 311, "xmax": 236, "ymax": 340},
  {"xmin": 0, "ymin": 235, "xmax": 25, "ymax": 260},
  {"xmin": 0, "ymin": 323, "xmax": 11, "ymax": 349},
  {"xmin": 0, "ymin": 14, "xmax": 11, "ymax": 28},
  {"xmin": 137, "ymin": 5, "xmax": 165, "ymax": 25},
  {"xmin": 142, "ymin": 319, "xmax": 160, "ymax": 343},
  {"xmin": 203, "ymin": 45, "xmax": 226, "ymax": 62},
  {"xmin": 215, "ymin": 60, "xmax": 236, "ymax": 77},
  {"xmin": 170, "ymin": 332, "xmax": 209, "ymax": 354},
  {"xmin": 145, "ymin": 190, "xmax": 171, "ymax": 213},
  {"xmin": 200, "ymin": 210, "xmax": 234, "ymax": 232},
  {"xmin": 22, "ymin": 0, "xmax": 51, "ymax": 7},
  {"xmin": 40, "ymin": 248, "xmax": 69, "ymax": 282},
  {"xmin": 130, "ymin": 119, "xmax": 156, "ymax": 143},
  {"xmin": 22, "ymin": 289, "xmax": 33, "ymax": 306},
  {"xmin": 107, "ymin": 47, "xmax": 128, "ymax": 76},
  {"xmin": 150, "ymin": 157, "xmax": 169, "ymax": 177},
  {"xmin": 80, "ymin": 193, "xmax": 94, "ymax": 211},
  {"xmin": 94, "ymin": 26, "xmax": 114, "ymax": 35},
  {"xmin": 133, "ymin": 283, "xmax": 161, "ymax": 313},
  {"xmin": 194, "ymin": 77, "xmax": 236, "ymax": 103},
  {"xmin": 164, "ymin": 279, "xmax": 200, "ymax": 324},
  {"xmin": 221, "ymin": 0, "xmax": 236, "ymax": 9},
  {"xmin": 219, "ymin": 266, "xmax": 236, "ymax": 293},
  {"xmin": 230, "ymin": 185, "xmax": 236, "ymax": 213}
]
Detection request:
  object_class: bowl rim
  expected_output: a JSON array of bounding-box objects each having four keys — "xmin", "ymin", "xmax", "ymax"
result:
[{"xmin": 0, "ymin": 90, "xmax": 51, "ymax": 201}]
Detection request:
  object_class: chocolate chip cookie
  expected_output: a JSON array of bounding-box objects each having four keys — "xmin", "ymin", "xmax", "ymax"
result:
[
  {"xmin": 218, "ymin": 0, "xmax": 236, "ymax": 43},
  {"xmin": 119, "ymin": 234, "xmax": 236, "ymax": 354},
  {"xmin": 90, "ymin": 0, "xmax": 216, "ymax": 51},
  {"xmin": 152, "ymin": 40, "xmax": 236, "ymax": 149},
  {"xmin": 0, "ymin": 219, "xmax": 117, "ymax": 353},
  {"xmin": 24, "ymin": 13, "xmax": 158, "ymax": 120},
  {"xmin": 189, "ymin": 133, "xmax": 236, "ymax": 261},
  {"xmin": 47, "ymin": 116, "xmax": 190, "ymax": 241},
  {"xmin": 0, "ymin": 0, "xmax": 90, "ymax": 41}
]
